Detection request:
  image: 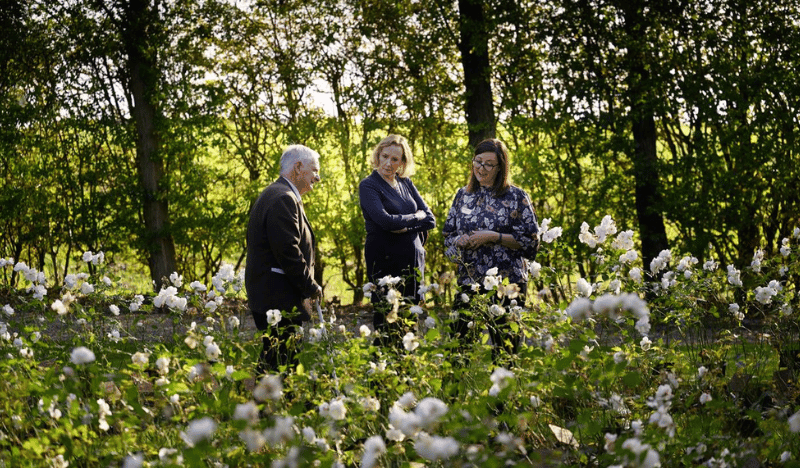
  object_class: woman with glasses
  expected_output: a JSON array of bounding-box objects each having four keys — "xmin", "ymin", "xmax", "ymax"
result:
[
  {"xmin": 359, "ymin": 134, "xmax": 436, "ymax": 345},
  {"xmin": 443, "ymin": 138, "xmax": 540, "ymax": 361}
]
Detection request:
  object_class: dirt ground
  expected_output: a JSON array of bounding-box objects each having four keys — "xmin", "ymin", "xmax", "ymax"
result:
[{"xmin": 11, "ymin": 297, "xmax": 376, "ymax": 344}]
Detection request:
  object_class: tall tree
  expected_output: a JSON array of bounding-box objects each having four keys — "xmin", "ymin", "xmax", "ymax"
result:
[
  {"xmin": 0, "ymin": 0, "xmax": 35, "ymax": 281},
  {"xmin": 457, "ymin": 0, "xmax": 496, "ymax": 148},
  {"xmin": 616, "ymin": 0, "xmax": 669, "ymax": 268},
  {"xmin": 541, "ymin": 0, "xmax": 673, "ymax": 270},
  {"xmin": 118, "ymin": 0, "xmax": 177, "ymax": 286},
  {"xmin": 656, "ymin": 0, "xmax": 800, "ymax": 267}
]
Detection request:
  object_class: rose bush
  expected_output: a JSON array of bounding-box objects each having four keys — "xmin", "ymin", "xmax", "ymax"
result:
[{"xmin": 0, "ymin": 218, "xmax": 798, "ymax": 467}]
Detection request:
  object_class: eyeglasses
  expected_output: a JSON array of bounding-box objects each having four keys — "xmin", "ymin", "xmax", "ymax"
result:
[{"xmin": 472, "ymin": 159, "xmax": 498, "ymax": 170}]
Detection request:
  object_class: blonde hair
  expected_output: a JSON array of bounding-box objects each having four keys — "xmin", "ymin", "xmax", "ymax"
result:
[{"xmin": 370, "ymin": 134, "xmax": 416, "ymax": 177}]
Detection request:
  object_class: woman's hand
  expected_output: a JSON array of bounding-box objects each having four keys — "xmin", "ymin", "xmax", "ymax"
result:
[
  {"xmin": 392, "ymin": 211, "xmax": 424, "ymax": 234},
  {"xmin": 455, "ymin": 232, "xmax": 472, "ymax": 248},
  {"xmin": 457, "ymin": 230, "xmax": 498, "ymax": 249},
  {"xmin": 470, "ymin": 230, "xmax": 499, "ymax": 247}
]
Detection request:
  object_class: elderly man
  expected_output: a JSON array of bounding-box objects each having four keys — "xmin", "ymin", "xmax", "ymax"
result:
[{"xmin": 245, "ymin": 144, "xmax": 323, "ymax": 375}]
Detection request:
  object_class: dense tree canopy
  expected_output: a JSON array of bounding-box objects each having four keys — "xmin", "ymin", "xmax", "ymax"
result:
[{"xmin": 1, "ymin": 0, "xmax": 798, "ymax": 300}]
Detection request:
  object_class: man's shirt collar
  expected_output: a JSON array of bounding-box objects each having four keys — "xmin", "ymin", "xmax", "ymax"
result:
[{"xmin": 280, "ymin": 175, "xmax": 302, "ymax": 203}]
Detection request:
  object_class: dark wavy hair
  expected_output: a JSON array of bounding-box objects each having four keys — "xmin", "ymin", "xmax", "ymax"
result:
[{"xmin": 466, "ymin": 138, "xmax": 511, "ymax": 196}]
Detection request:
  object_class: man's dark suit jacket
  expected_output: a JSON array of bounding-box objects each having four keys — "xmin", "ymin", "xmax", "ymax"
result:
[{"xmin": 245, "ymin": 177, "xmax": 319, "ymax": 323}]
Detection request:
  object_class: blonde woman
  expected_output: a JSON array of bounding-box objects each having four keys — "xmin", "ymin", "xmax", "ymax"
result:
[{"xmin": 359, "ymin": 135, "xmax": 435, "ymax": 343}]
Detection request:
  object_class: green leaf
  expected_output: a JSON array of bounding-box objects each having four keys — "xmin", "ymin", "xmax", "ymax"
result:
[
  {"xmin": 231, "ymin": 370, "xmax": 250, "ymax": 381},
  {"xmin": 22, "ymin": 437, "xmax": 48, "ymax": 456},
  {"xmin": 428, "ymin": 378, "xmax": 442, "ymax": 392},
  {"xmin": 622, "ymin": 371, "xmax": 641, "ymax": 388},
  {"xmin": 555, "ymin": 356, "xmax": 574, "ymax": 371},
  {"xmin": 568, "ymin": 339, "xmax": 586, "ymax": 353}
]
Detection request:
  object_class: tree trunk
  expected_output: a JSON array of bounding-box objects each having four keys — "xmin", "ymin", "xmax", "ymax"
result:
[
  {"xmin": 631, "ymin": 113, "xmax": 669, "ymax": 268},
  {"xmin": 620, "ymin": 2, "xmax": 669, "ymax": 269},
  {"xmin": 121, "ymin": 0, "xmax": 177, "ymax": 289},
  {"xmin": 457, "ymin": 0, "xmax": 496, "ymax": 149}
]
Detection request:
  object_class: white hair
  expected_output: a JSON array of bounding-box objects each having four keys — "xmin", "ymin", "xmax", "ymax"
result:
[{"xmin": 279, "ymin": 145, "xmax": 320, "ymax": 175}]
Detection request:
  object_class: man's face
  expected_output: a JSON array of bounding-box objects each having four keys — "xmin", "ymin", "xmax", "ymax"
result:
[{"xmin": 295, "ymin": 159, "xmax": 321, "ymax": 196}]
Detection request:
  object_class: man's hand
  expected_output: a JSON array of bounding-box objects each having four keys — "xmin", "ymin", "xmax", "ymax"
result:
[
  {"xmin": 302, "ymin": 297, "xmax": 315, "ymax": 317},
  {"xmin": 302, "ymin": 286, "xmax": 323, "ymax": 317}
]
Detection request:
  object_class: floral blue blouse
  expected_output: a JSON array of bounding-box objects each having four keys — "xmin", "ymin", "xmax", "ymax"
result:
[{"xmin": 443, "ymin": 185, "xmax": 540, "ymax": 287}]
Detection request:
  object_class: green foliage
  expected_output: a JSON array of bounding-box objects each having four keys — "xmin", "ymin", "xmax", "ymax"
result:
[
  {"xmin": 3, "ymin": 0, "xmax": 799, "ymax": 304},
  {"xmin": 1, "ymin": 218, "xmax": 800, "ymax": 466}
]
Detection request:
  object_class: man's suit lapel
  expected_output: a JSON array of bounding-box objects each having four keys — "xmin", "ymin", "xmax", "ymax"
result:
[
  {"xmin": 292, "ymin": 192, "xmax": 312, "ymax": 241},
  {"xmin": 299, "ymin": 201, "xmax": 315, "ymax": 247},
  {"xmin": 297, "ymin": 199, "xmax": 316, "ymax": 271},
  {"xmin": 279, "ymin": 177, "xmax": 313, "ymax": 244}
]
